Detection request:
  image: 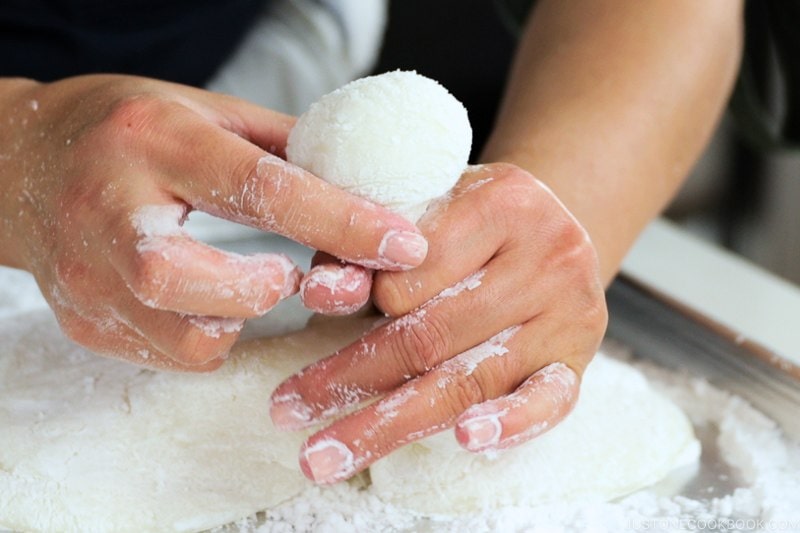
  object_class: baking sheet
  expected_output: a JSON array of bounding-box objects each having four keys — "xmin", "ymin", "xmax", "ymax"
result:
[{"xmin": 607, "ymin": 275, "xmax": 800, "ymax": 440}]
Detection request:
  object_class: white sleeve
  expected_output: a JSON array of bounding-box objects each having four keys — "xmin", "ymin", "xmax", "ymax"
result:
[{"xmin": 206, "ymin": 0, "xmax": 389, "ymax": 115}]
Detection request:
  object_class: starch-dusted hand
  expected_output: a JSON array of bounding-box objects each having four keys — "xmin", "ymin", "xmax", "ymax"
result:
[
  {"xmin": 0, "ymin": 75, "xmax": 427, "ymax": 370},
  {"xmin": 271, "ymin": 163, "xmax": 608, "ymax": 483}
]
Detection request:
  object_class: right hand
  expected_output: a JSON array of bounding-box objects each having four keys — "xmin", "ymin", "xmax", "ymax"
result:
[{"xmin": 0, "ymin": 75, "xmax": 428, "ymax": 370}]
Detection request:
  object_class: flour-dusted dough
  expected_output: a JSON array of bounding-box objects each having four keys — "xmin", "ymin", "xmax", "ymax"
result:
[
  {"xmin": 0, "ymin": 311, "xmax": 699, "ymax": 531},
  {"xmin": 0, "ymin": 310, "xmax": 373, "ymax": 533},
  {"xmin": 369, "ymin": 353, "xmax": 701, "ymax": 514},
  {"xmin": 286, "ymin": 70, "xmax": 472, "ymax": 222}
]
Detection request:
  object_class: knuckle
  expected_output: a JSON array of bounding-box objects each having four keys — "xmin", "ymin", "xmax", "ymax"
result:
[
  {"xmin": 443, "ymin": 371, "xmax": 490, "ymax": 416},
  {"xmin": 57, "ymin": 314, "xmax": 94, "ymax": 347},
  {"xmin": 127, "ymin": 251, "xmax": 169, "ymax": 308},
  {"xmin": 74, "ymin": 94, "xmax": 176, "ymax": 158},
  {"xmin": 583, "ymin": 287, "xmax": 609, "ymax": 335},
  {"xmin": 481, "ymin": 168, "xmax": 541, "ymax": 224},
  {"xmin": 167, "ymin": 326, "xmax": 231, "ymax": 365},
  {"xmin": 550, "ymin": 237, "xmax": 608, "ymax": 340},
  {"xmin": 229, "ymin": 158, "xmax": 262, "ymax": 203},
  {"xmin": 52, "ymin": 259, "xmax": 94, "ymax": 309},
  {"xmin": 562, "ymin": 234, "xmax": 601, "ymax": 287},
  {"xmin": 481, "ymin": 161, "xmax": 523, "ymax": 180},
  {"xmin": 103, "ymin": 94, "xmax": 168, "ymax": 138},
  {"xmin": 241, "ymin": 155, "xmax": 301, "ymax": 225},
  {"xmin": 390, "ymin": 313, "xmax": 451, "ymax": 376},
  {"xmin": 53, "ymin": 257, "xmax": 84, "ymax": 292}
]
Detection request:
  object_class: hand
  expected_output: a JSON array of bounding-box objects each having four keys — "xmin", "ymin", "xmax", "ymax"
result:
[
  {"xmin": 0, "ymin": 75, "xmax": 427, "ymax": 370},
  {"xmin": 271, "ymin": 163, "xmax": 608, "ymax": 483}
]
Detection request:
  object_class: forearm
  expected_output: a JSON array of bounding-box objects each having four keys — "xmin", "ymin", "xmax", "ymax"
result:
[{"xmin": 482, "ymin": 0, "xmax": 744, "ymax": 285}]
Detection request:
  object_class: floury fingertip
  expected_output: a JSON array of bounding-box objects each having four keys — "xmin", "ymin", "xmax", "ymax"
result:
[
  {"xmin": 458, "ymin": 414, "xmax": 503, "ymax": 451},
  {"xmin": 300, "ymin": 438, "xmax": 355, "ymax": 484},
  {"xmin": 378, "ymin": 229, "xmax": 428, "ymax": 269},
  {"xmin": 269, "ymin": 396, "xmax": 314, "ymax": 430}
]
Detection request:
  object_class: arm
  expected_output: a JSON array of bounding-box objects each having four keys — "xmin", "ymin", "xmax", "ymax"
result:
[{"xmin": 483, "ymin": 0, "xmax": 744, "ymax": 284}]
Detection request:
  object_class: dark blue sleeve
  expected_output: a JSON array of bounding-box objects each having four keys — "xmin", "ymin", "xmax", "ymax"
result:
[
  {"xmin": 729, "ymin": 1, "xmax": 800, "ymax": 151},
  {"xmin": 0, "ymin": 0, "xmax": 270, "ymax": 87}
]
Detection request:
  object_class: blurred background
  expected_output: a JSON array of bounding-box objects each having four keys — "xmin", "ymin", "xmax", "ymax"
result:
[{"xmin": 373, "ymin": 0, "xmax": 800, "ymax": 286}]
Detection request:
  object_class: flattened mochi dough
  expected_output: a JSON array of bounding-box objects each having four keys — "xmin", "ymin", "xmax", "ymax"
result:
[
  {"xmin": 0, "ymin": 311, "xmax": 372, "ymax": 533},
  {"xmin": 0, "ymin": 312, "xmax": 698, "ymax": 531},
  {"xmin": 369, "ymin": 353, "xmax": 700, "ymax": 514}
]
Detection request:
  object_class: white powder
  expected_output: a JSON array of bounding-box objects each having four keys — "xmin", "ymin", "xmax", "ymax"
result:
[
  {"xmin": 0, "ymin": 268, "xmax": 48, "ymax": 319},
  {"xmin": 435, "ymin": 270, "xmax": 485, "ymax": 301},
  {"xmin": 446, "ymin": 325, "xmax": 521, "ymax": 376},
  {"xmin": 2, "ymin": 267, "xmax": 798, "ymax": 532},
  {"xmin": 130, "ymin": 204, "xmax": 187, "ymax": 240},
  {"xmin": 300, "ymin": 267, "xmax": 363, "ymax": 294},
  {"xmin": 218, "ymin": 344, "xmax": 800, "ymax": 533},
  {"xmin": 187, "ymin": 316, "xmax": 246, "ymax": 339}
]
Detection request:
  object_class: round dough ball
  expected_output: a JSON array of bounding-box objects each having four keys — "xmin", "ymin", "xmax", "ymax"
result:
[{"xmin": 286, "ymin": 70, "xmax": 472, "ymax": 222}]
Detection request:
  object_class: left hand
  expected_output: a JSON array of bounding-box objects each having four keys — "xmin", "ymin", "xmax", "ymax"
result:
[{"xmin": 271, "ymin": 163, "xmax": 608, "ymax": 483}]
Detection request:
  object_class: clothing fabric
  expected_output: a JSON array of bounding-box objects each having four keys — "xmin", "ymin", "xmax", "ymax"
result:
[
  {"xmin": 0, "ymin": 0, "xmax": 389, "ymax": 243},
  {"xmin": 1, "ymin": 0, "xmax": 387, "ymax": 116},
  {"xmin": 207, "ymin": 0, "xmax": 387, "ymax": 115},
  {"xmin": 0, "ymin": 0, "xmax": 268, "ymax": 87},
  {"xmin": 729, "ymin": 1, "xmax": 800, "ymax": 151}
]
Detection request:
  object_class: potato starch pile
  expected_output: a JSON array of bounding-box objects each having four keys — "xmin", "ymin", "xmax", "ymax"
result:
[{"xmin": 222, "ymin": 350, "xmax": 800, "ymax": 533}]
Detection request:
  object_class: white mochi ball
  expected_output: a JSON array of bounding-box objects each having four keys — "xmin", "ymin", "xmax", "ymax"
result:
[{"xmin": 286, "ymin": 70, "xmax": 472, "ymax": 222}]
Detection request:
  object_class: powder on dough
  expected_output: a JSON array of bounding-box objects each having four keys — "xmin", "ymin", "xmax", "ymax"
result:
[
  {"xmin": 0, "ymin": 311, "xmax": 699, "ymax": 532},
  {"xmin": 0, "ymin": 311, "xmax": 373, "ymax": 533},
  {"xmin": 369, "ymin": 353, "xmax": 701, "ymax": 514},
  {"xmin": 286, "ymin": 70, "xmax": 472, "ymax": 222}
]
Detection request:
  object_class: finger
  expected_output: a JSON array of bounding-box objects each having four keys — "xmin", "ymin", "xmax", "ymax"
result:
[
  {"xmin": 113, "ymin": 203, "xmax": 301, "ymax": 317},
  {"xmin": 372, "ymin": 165, "xmax": 521, "ymax": 316},
  {"xmin": 151, "ymin": 105, "xmax": 428, "ymax": 270},
  {"xmin": 300, "ymin": 252, "xmax": 373, "ymax": 315},
  {"xmin": 100, "ymin": 265, "xmax": 245, "ymax": 366},
  {"xmin": 373, "ymin": 164, "xmax": 571, "ymax": 317},
  {"xmin": 271, "ymin": 249, "xmax": 547, "ymax": 430},
  {"xmin": 55, "ymin": 306, "xmax": 225, "ymax": 372},
  {"xmin": 295, "ymin": 318, "xmax": 590, "ymax": 484},
  {"xmin": 454, "ymin": 362, "xmax": 580, "ymax": 452},
  {"xmin": 134, "ymin": 78, "xmax": 299, "ymax": 159},
  {"xmin": 184, "ymin": 91, "xmax": 298, "ymax": 158}
]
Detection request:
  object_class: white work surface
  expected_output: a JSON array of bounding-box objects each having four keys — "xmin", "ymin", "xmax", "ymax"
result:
[{"xmin": 622, "ymin": 218, "xmax": 800, "ymax": 366}]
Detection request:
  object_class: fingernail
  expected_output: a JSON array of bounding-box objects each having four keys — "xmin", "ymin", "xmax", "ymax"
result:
[
  {"xmin": 270, "ymin": 396, "xmax": 313, "ymax": 430},
  {"xmin": 274, "ymin": 255, "xmax": 301, "ymax": 299},
  {"xmin": 379, "ymin": 230, "xmax": 428, "ymax": 268},
  {"xmin": 461, "ymin": 415, "xmax": 502, "ymax": 451},
  {"xmin": 301, "ymin": 438, "xmax": 355, "ymax": 483}
]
